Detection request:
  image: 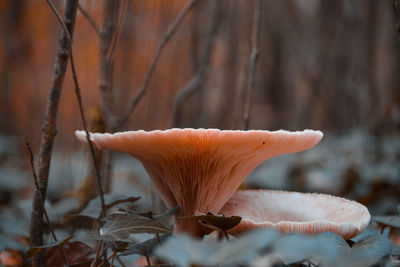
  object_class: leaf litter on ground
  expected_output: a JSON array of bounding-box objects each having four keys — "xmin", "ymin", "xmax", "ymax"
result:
[
  {"xmin": 44, "ymin": 241, "xmax": 96, "ymax": 267},
  {"xmin": 25, "ymin": 236, "xmax": 73, "ymax": 258},
  {"xmin": 77, "ymin": 193, "xmax": 141, "ymax": 218},
  {"xmin": 153, "ymin": 228, "xmax": 393, "ymax": 267},
  {"xmin": 373, "ymin": 215, "xmax": 400, "ymax": 229},
  {"xmin": 340, "ymin": 230, "xmax": 392, "ymax": 267},
  {"xmin": 155, "ymin": 229, "xmax": 279, "ymax": 267},
  {"xmin": 119, "ymin": 233, "xmax": 170, "ymax": 265}
]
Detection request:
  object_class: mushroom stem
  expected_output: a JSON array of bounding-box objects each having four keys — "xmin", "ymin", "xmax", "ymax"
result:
[{"xmin": 173, "ymin": 218, "xmax": 205, "ymax": 238}]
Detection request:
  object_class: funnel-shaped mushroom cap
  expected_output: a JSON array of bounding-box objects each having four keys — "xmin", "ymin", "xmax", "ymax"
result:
[
  {"xmin": 220, "ymin": 190, "xmax": 370, "ymax": 239},
  {"xmin": 75, "ymin": 129, "xmax": 323, "ymax": 236}
]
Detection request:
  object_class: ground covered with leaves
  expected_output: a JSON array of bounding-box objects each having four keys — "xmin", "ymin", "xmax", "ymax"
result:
[{"xmin": 0, "ymin": 130, "xmax": 399, "ymax": 266}]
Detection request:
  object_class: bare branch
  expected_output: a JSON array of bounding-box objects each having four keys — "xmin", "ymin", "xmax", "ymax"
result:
[
  {"xmin": 115, "ymin": 0, "xmax": 198, "ymax": 130},
  {"xmin": 29, "ymin": 1, "xmax": 79, "ymax": 266},
  {"xmin": 171, "ymin": 1, "xmax": 221, "ymax": 127},
  {"xmin": 26, "ymin": 143, "xmax": 70, "ymax": 267},
  {"xmin": 243, "ymin": 0, "xmax": 262, "ymax": 130},
  {"xmin": 78, "ymin": 3, "xmax": 100, "ymax": 36},
  {"xmin": 107, "ymin": 0, "xmax": 129, "ymax": 61},
  {"xmin": 46, "ymin": 0, "xmax": 106, "ymax": 217},
  {"xmin": 393, "ymin": 0, "xmax": 400, "ymax": 37},
  {"xmin": 116, "ymin": 256, "xmax": 127, "ymax": 267}
]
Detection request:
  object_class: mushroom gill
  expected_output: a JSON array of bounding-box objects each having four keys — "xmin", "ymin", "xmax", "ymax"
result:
[{"xmin": 75, "ymin": 128, "xmax": 323, "ymax": 237}]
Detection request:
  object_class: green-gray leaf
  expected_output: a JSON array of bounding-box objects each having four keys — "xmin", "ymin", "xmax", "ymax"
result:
[
  {"xmin": 155, "ymin": 229, "xmax": 279, "ymax": 267},
  {"xmin": 100, "ymin": 213, "xmax": 170, "ymax": 240},
  {"xmin": 374, "ymin": 215, "xmax": 400, "ymax": 229},
  {"xmin": 120, "ymin": 234, "xmax": 170, "ymax": 257}
]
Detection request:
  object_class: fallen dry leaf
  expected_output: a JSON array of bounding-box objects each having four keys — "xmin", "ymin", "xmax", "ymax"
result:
[
  {"xmin": 45, "ymin": 241, "xmax": 96, "ymax": 267},
  {"xmin": 0, "ymin": 248, "xmax": 24, "ymax": 267}
]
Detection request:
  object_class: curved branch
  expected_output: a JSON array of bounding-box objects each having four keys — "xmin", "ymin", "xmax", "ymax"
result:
[
  {"xmin": 46, "ymin": 0, "xmax": 106, "ymax": 216},
  {"xmin": 115, "ymin": 0, "xmax": 198, "ymax": 130},
  {"xmin": 78, "ymin": 3, "xmax": 100, "ymax": 36},
  {"xmin": 171, "ymin": 1, "xmax": 221, "ymax": 127}
]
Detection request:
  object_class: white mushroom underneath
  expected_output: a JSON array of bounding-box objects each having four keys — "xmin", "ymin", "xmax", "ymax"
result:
[{"xmin": 219, "ymin": 190, "xmax": 370, "ymax": 239}]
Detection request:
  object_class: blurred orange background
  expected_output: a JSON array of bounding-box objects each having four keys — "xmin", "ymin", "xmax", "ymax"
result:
[{"xmin": 0, "ymin": 0, "xmax": 399, "ymax": 151}]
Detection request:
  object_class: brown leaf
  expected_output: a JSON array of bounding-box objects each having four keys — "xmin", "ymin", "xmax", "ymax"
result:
[
  {"xmin": 180, "ymin": 213, "xmax": 241, "ymax": 232},
  {"xmin": 0, "ymin": 248, "xmax": 24, "ymax": 267},
  {"xmin": 45, "ymin": 241, "xmax": 96, "ymax": 267},
  {"xmin": 64, "ymin": 214, "xmax": 99, "ymax": 230},
  {"xmin": 26, "ymin": 236, "xmax": 73, "ymax": 258},
  {"xmin": 76, "ymin": 175, "xmax": 100, "ymax": 209}
]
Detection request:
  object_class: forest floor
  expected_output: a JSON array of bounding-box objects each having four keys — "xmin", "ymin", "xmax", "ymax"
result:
[{"xmin": 0, "ymin": 129, "xmax": 399, "ymax": 266}]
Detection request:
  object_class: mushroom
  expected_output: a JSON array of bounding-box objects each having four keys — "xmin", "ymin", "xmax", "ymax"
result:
[
  {"xmin": 219, "ymin": 190, "xmax": 370, "ymax": 239},
  {"xmin": 75, "ymin": 128, "xmax": 323, "ymax": 237}
]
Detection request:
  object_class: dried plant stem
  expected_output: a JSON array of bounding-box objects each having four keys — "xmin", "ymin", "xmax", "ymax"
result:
[
  {"xmin": 107, "ymin": 0, "xmax": 129, "ymax": 61},
  {"xmin": 46, "ymin": 0, "xmax": 106, "ymax": 218},
  {"xmin": 393, "ymin": 0, "xmax": 400, "ymax": 36},
  {"xmin": 107, "ymin": 250, "xmax": 116, "ymax": 261},
  {"xmin": 29, "ymin": 1, "xmax": 79, "ymax": 266},
  {"xmin": 91, "ymin": 241, "xmax": 108, "ymax": 267},
  {"xmin": 115, "ymin": 0, "xmax": 198, "ymax": 130},
  {"xmin": 91, "ymin": 240, "xmax": 103, "ymax": 267},
  {"xmin": 78, "ymin": 3, "xmax": 100, "ymax": 36},
  {"xmin": 171, "ymin": 1, "xmax": 220, "ymax": 127},
  {"xmin": 101, "ymin": 150, "xmax": 113, "ymax": 193},
  {"xmin": 116, "ymin": 257, "xmax": 127, "ymax": 267},
  {"xmin": 222, "ymin": 230, "xmax": 230, "ymax": 241},
  {"xmin": 243, "ymin": 0, "xmax": 262, "ymax": 130},
  {"xmin": 26, "ymin": 143, "xmax": 70, "ymax": 267}
]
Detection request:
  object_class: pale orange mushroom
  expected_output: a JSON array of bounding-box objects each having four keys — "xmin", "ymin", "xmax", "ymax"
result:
[
  {"xmin": 220, "ymin": 190, "xmax": 370, "ymax": 239},
  {"xmin": 75, "ymin": 128, "xmax": 323, "ymax": 237}
]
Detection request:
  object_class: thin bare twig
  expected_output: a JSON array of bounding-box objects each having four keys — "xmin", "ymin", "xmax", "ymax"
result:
[
  {"xmin": 78, "ymin": 3, "xmax": 100, "ymax": 36},
  {"xmin": 26, "ymin": 143, "xmax": 70, "ymax": 267},
  {"xmin": 91, "ymin": 240, "xmax": 103, "ymax": 267},
  {"xmin": 90, "ymin": 241, "xmax": 108, "ymax": 267},
  {"xmin": 393, "ymin": 0, "xmax": 400, "ymax": 38},
  {"xmin": 29, "ymin": 1, "xmax": 79, "ymax": 266},
  {"xmin": 115, "ymin": 0, "xmax": 198, "ymax": 130},
  {"xmin": 107, "ymin": 0, "xmax": 129, "ymax": 61},
  {"xmin": 46, "ymin": 0, "xmax": 106, "ymax": 217},
  {"xmin": 171, "ymin": 1, "xmax": 221, "ymax": 127},
  {"xmin": 243, "ymin": 0, "xmax": 262, "ymax": 130},
  {"xmin": 116, "ymin": 256, "xmax": 127, "ymax": 267}
]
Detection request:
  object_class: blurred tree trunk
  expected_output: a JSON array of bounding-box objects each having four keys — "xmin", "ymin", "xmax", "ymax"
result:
[{"xmin": 0, "ymin": 0, "xmax": 26, "ymax": 133}]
